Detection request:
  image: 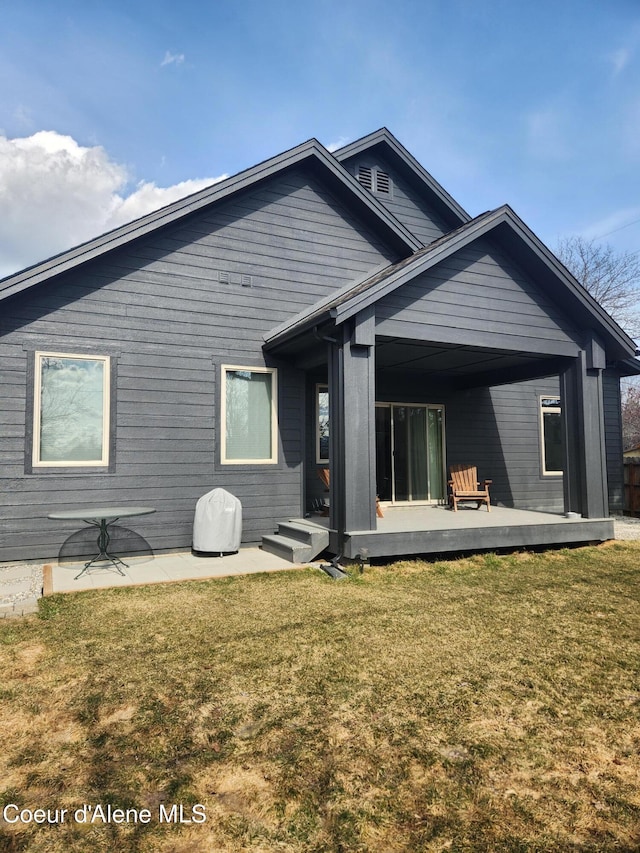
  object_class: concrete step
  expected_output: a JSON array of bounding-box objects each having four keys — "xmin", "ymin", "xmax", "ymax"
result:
[
  {"xmin": 278, "ymin": 520, "xmax": 328, "ymax": 547},
  {"xmin": 261, "ymin": 519, "xmax": 330, "ymax": 563}
]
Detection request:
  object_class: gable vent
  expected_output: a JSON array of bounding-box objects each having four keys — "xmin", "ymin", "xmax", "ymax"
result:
[
  {"xmin": 357, "ymin": 165, "xmax": 392, "ymax": 196},
  {"xmin": 357, "ymin": 165, "xmax": 373, "ymax": 191},
  {"xmin": 376, "ymin": 170, "xmax": 391, "ymax": 194}
]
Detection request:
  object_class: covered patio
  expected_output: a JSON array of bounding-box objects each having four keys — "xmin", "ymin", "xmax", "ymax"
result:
[
  {"xmin": 306, "ymin": 505, "xmax": 614, "ymax": 559},
  {"xmin": 262, "ymin": 204, "xmax": 639, "ymax": 563}
]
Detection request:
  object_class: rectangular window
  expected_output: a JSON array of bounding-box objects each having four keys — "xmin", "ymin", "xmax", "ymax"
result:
[
  {"xmin": 540, "ymin": 395, "xmax": 562, "ymax": 475},
  {"xmin": 33, "ymin": 352, "xmax": 110, "ymax": 467},
  {"xmin": 316, "ymin": 383, "xmax": 329, "ymax": 464},
  {"xmin": 221, "ymin": 366, "xmax": 277, "ymax": 464}
]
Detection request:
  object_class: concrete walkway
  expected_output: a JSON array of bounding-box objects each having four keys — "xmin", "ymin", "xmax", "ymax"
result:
[
  {"xmin": 47, "ymin": 548, "xmax": 305, "ymax": 594},
  {"xmin": 0, "ymin": 548, "xmax": 305, "ymax": 616}
]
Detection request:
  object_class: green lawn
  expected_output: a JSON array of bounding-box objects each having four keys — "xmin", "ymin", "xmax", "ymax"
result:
[{"xmin": 1, "ymin": 543, "xmax": 640, "ymax": 852}]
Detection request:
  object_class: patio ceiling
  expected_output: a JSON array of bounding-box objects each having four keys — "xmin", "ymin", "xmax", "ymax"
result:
[
  {"xmin": 275, "ymin": 331, "xmax": 569, "ymax": 390},
  {"xmin": 374, "ymin": 336, "xmax": 566, "ymax": 389}
]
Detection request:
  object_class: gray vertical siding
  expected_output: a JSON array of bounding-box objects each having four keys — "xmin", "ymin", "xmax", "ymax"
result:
[{"xmin": 0, "ymin": 164, "xmax": 397, "ymax": 562}]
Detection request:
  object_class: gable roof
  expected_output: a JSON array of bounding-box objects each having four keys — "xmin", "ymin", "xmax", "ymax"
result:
[
  {"xmin": 0, "ymin": 137, "xmax": 422, "ymax": 303},
  {"xmin": 334, "ymin": 127, "xmax": 470, "ymax": 228},
  {"xmin": 265, "ymin": 204, "xmax": 639, "ymax": 361}
]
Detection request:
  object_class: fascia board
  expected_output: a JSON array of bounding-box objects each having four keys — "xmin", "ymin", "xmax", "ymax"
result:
[
  {"xmin": 499, "ymin": 205, "xmax": 638, "ymax": 355},
  {"xmin": 0, "ymin": 138, "xmax": 419, "ymax": 302},
  {"xmin": 617, "ymin": 357, "xmax": 640, "ymax": 376}
]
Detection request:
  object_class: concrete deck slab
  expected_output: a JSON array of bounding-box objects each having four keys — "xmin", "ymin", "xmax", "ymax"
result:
[{"xmin": 49, "ymin": 547, "xmax": 306, "ymax": 594}]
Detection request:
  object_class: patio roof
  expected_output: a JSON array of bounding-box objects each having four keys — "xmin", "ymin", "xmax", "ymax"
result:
[{"xmin": 264, "ymin": 205, "xmax": 639, "ymax": 363}]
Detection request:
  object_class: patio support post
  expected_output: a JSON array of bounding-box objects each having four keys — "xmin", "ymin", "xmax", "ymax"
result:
[
  {"xmin": 328, "ymin": 307, "xmax": 377, "ymax": 544},
  {"xmin": 560, "ymin": 337, "xmax": 608, "ymax": 518}
]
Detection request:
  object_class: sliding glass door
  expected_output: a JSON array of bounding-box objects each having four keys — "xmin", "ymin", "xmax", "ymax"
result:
[{"xmin": 375, "ymin": 404, "xmax": 445, "ymax": 504}]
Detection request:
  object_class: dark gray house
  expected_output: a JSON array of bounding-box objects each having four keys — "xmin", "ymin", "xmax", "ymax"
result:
[{"xmin": 1, "ymin": 128, "xmax": 639, "ymax": 564}]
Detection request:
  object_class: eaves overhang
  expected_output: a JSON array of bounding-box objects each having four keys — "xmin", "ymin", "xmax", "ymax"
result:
[
  {"xmin": 614, "ymin": 356, "xmax": 640, "ymax": 376},
  {"xmin": 0, "ymin": 138, "xmax": 421, "ymax": 303}
]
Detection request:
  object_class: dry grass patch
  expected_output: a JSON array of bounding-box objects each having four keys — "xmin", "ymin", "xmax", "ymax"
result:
[{"xmin": 1, "ymin": 543, "xmax": 639, "ymax": 851}]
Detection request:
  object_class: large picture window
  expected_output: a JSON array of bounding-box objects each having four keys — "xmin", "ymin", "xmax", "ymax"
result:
[
  {"xmin": 32, "ymin": 352, "xmax": 110, "ymax": 467},
  {"xmin": 221, "ymin": 366, "xmax": 277, "ymax": 464},
  {"xmin": 540, "ymin": 395, "xmax": 562, "ymax": 475}
]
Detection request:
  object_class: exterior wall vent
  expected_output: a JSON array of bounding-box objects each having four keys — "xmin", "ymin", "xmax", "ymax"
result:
[
  {"xmin": 357, "ymin": 165, "xmax": 373, "ymax": 191},
  {"xmin": 376, "ymin": 170, "xmax": 391, "ymax": 194},
  {"xmin": 214, "ymin": 270, "xmax": 256, "ymax": 286},
  {"xmin": 357, "ymin": 165, "xmax": 392, "ymax": 196}
]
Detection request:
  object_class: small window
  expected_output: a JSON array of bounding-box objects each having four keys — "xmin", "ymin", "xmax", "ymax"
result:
[
  {"xmin": 540, "ymin": 396, "xmax": 562, "ymax": 475},
  {"xmin": 221, "ymin": 366, "xmax": 277, "ymax": 464},
  {"xmin": 316, "ymin": 384, "xmax": 329, "ymax": 464},
  {"xmin": 32, "ymin": 352, "xmax": 110, "ymax": 467}
]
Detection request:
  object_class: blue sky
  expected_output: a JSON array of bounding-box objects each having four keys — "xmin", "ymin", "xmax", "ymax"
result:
[{"xmin": 1, "ymin": 0, "xmax": 639, "ymax": 276}]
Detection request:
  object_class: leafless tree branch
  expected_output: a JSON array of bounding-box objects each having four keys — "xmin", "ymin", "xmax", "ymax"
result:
[{"xmin": 555, "ymin": 236, "xmax": 640, "ymax": 339}]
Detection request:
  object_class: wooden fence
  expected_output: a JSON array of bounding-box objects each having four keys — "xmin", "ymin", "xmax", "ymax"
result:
[{"xmin": 624, "ymin": 459, "xmax": 640, "ymax": 516}]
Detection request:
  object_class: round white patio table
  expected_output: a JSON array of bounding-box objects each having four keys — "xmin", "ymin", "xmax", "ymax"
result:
[{"xmin": 48, "ymin": 507, "xmax": 156, "ymax": 579}]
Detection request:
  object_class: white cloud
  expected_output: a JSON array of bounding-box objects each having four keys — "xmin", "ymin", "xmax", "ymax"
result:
[
  {"xmin": 0, "ymin": 131, "xmax": 226, "ymax": 279},
  {"xmin": 325, "ymin": 136, "xmax": 351, "ymax": 153},
  {"xmin": 161, "ymin": 51, "xmax": 185, "ymax": 67}
]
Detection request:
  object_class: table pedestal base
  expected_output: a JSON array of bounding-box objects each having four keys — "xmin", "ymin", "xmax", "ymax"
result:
[{"xmin": 74, "ymin": 518, "xmax": 129, "ymax": 580}]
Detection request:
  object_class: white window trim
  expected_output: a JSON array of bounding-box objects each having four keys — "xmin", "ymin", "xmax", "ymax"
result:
[
  {"xmin": 540, "ymin": 395, "xmax": 562, "ymax": 476},
  {"xmin": 316, "ymin": 383, "xmax": 329, "ymax": 464},
  {"xmin": 220, "ymin": 365, "xmax": 278, "ymax": 465},
  {"xmin": 32, "ymin": 351, "xmax": 111, "ymax": 468}
]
